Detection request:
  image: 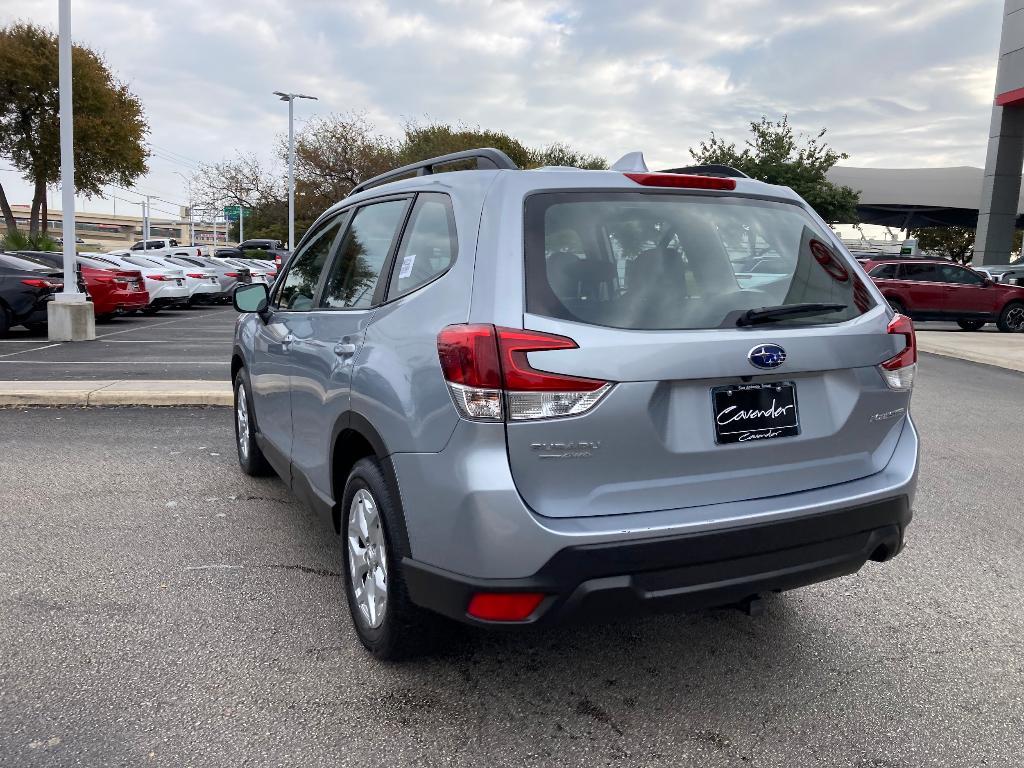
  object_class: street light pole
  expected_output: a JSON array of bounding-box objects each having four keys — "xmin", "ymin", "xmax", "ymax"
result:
[
  {"xmin": 49, "ymin": 0, "xmax": 94, "ymax": 341},
  {"xmin": 57, "ymin": 0, "xmax": 80, "ymax": 300},
  {"xmin": 273, "ymin": 91, "xmax": 317, "ymax": 250}
]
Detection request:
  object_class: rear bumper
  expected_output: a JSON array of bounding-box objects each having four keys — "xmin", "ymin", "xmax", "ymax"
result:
[{"xmin": 403, "ymin": 495, "xmax": 911, "ymax": 627}]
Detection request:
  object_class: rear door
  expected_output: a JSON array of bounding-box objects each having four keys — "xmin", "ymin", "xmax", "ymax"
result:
[
  {"xmin": 897, "ymin": 262, "xmax": 945, "ymax": 314},
  {"xmin": 504, "ymin": 191, "xmax": 908, "ymax": 519}
]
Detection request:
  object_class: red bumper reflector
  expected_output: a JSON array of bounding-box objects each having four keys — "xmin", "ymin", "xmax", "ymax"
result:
[
  {"xmin": 625, "ymin": 172, "xmax": 737, "ymax": 190},
  {"xmin": 467, "ymin": 592, "xmax": 545, "ymax": 621}
]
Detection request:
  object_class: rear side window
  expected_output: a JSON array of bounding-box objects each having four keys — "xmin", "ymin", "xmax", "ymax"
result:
[
  {"xmin": 387, "ymin": 193, "xmax": 457, "ymax": 298},
  {"xmin": 275, "ymin": 218, "xmax": 344, "ymax": 310},
  {"xmin": 525, "ymin": 193, "xmax": 874, "ymax": 330},
  {"xmin": 900, "ymin": 263, "xmax": 940, "ymax": 282},
  {"xmin": 869, "ymin": 264, "xmax": 898, "ymax": 279},
  {"xmin": 320, "ymin": 199, "xmax": 408, "ymax": 309}
]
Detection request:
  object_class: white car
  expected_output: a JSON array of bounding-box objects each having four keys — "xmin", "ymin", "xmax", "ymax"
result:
[
  {"xmin": 119, "ymin": 253, "xmax": 221, "ymax": 305},
  {"xmin": 78, "ymin": 253, "xmax": 189, "ymax": 313},
  {"xmin": 216, "ymin": 257, "xmax": 269, "ymax": 285}
]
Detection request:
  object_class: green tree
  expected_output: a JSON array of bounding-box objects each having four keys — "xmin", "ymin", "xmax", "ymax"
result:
[
  {"xmin": 688, "ymin": 115, "xmax": 859, "ymax": 223},
  {"xmin": 908, "ymin": 226, "xmax": 975, "ymax": 264},
  {"xmin": 194, "ymin": 117, "xmax": 606, "ymax": 247},
  {"xmin": 0, "ymin": 22, "xmax": 149, "ymax": 235}
]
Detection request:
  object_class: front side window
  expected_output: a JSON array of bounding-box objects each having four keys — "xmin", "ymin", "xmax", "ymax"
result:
[
  {"xmin": 938, "ymin": 264, "xmax": 984, "ymax": 285},
  {"xmin": 525, "ymin": 193, "xmax": 874, "ymax": 330},
  {"xmin": 274, "ymin": 218, "xmax": 344, "ymax": 310},
  {"xmin": 387, "ymin": 194, "xmax": 457, "ymax": 298},
  {"xmin": 321, "ymin": 199, "xmax": 409, "ymax": 309}
]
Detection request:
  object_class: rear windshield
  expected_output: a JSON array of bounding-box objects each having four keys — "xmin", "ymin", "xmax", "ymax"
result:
[{"xmin": 525, "ymin": 193, "xmax": 874, "ymax": 330}]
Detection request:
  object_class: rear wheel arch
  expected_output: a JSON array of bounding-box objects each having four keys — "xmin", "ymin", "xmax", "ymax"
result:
[{"xmin": 330, "ymin": 413, "xmax": 412, "ymax": 555}]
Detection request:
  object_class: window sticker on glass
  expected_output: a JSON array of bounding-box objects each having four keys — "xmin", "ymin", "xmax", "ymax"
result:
[{"xmin": 399, "ymin": 253, "xmax": 417, "ymax": 280}]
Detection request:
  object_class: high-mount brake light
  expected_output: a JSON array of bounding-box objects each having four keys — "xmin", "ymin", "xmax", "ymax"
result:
[
  {"xmin": 624, "ymin": 172, "xmax": 737, "ymax": 191},
  {"xmin": 879, "ymin": 314, "xmax": 917, "ymax": 391},
  {"xmin": 437, "ymin": 325, "xmax": 612, "ymax": 421}
]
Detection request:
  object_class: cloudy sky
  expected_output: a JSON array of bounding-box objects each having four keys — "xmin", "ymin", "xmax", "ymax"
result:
[{"xmin": 0, "ymin": 0, "xmax": 1006, "ymax": 218}]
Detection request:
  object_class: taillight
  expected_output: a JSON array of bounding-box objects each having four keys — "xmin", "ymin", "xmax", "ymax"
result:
[
  {"xmin": 624, "ymin": 172, "xmax": 737, "ymax": 190},
  {"xmin": 467, "ymin": 592, "xmax": 545, "ymax": 622},
  {"xmin": 22, "ymin": 278, "xmax": 62, "ymax": 289},
  {"xmin": 437, "ymin": 324, "xmax": 611, "ymax": 421},
  {"xmin": 224, "ymin": 272, "xmax": 240, "ymax": 278},
  {"xmin": 186, "ymin": 272, "xmax": 205, "ymax": 279},
  {"xmin": 879, "ymin": 314, "xmax": 917, "ymax": 391},
  {"xmin": 149, "ymin": 274, "xmax": 169, "ymax": 281}
]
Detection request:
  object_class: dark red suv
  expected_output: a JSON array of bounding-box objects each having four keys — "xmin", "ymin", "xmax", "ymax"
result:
[{"xmin": 864, "ymin": 259, "xmax": 1024, "ymax": 332}]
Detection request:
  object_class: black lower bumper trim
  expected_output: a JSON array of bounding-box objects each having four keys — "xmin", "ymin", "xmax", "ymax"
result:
[{"xmin": 402, "ymin": 496, "xmax": 911, "ymax": 627}]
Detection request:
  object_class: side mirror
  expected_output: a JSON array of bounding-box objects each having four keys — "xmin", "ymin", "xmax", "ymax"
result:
[
  {"xmin": 982, "ymin": 278, "xmax": 995, "ymax": 287},
  {"xmin": 234, "ymin": 282, "xmax": 269, "ymax": 316}
]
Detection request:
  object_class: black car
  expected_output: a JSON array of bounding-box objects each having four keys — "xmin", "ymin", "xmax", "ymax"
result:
[
  {"xmin": 0, "ymin": 260, "xmax": 64, "ymax": 334},
  {"xmin": 4, "ymin": 251, "xmax": 90, "ymax": 294},
  {"xmin": 237, "ymin": 239, "xmax": 288, "ymax": 267}
]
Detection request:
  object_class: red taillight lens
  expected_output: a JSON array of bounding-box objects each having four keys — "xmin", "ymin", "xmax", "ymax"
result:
[
  {"xmin": 224, "ymin": 272, "xmax": 240, "ymax": 278},
  {"xmin": 186, "ymin": 272, "xmax": 205, "ymax": 279},
  {"xmin": 496, "ymin": 327, "xmax": 606, "ymax": 392},
  {"xmin": 21, "ymin": 278, "xmax": 62, "ymax": 289},
  {"xmin": 624, "ymin": 172, "xmax": 737, "ymax": 190},
  {"xmin": 149, "ymin": 274, "xmax": 169, "ymax": 281},
  {"xmin": 879, "ymin": 313, "xmax": 917, "ymax": 391},
  {"xmin": 437, "ymin": 325, "xmax": 611, "ymax": 421},
  {"xmin": 881, "ymin": 314, "xmax": 917, "ymax": 370},
  {"xmin": 437, "ymin": 324, "xmax": 502, "ymax": 388},
  {"xmin": 467, "ymin": 592, "xmax": 545, "ymax": 622}
]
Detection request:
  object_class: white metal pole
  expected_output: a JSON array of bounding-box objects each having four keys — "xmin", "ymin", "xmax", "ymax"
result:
[
  {"xmin": 57, "ymin": 0, "xmax": 80, "ymax": 298},
  {"xmin": 287, "ymin": 96, "xmax": 295, "ymax": 251},
  {"xmin": 239, "ymin": 207, "xmax": 244, "ymax": 244}
]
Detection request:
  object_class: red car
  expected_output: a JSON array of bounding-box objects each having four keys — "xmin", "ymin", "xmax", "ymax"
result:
[
  {"xmin": 79, "ymin": 265, "xmax": 150, "ymax": 318},
  {"xmin": 864, "ymin": 258, "xmax": 1024, "ymax": 332}
]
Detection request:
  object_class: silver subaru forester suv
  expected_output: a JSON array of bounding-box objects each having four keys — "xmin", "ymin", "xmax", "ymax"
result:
[{"xmin": 231, "ymin": 148, "xmax": 919, "ymax": 660}]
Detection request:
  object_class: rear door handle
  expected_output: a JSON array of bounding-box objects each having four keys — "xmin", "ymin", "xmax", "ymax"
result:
[{"xmin": 334, "ymin": 343, "xmax": 357, "ymax": 357}]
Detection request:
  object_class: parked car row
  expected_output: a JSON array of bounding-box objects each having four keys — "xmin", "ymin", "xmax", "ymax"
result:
[
  {"xmin": 0, "ymin": 246, "xmax": 280, "ymax": 334},
  {"xmin": 863, "ymin": 258, "xmax": 1024, "ymax": 332}
]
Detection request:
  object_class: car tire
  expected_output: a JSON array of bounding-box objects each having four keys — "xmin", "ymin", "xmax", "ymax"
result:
[
  {"xmin": 997, "ymin": 301, "xmax": 1024, "ymax": 333},
  {"xmin": 233, "ymin": 370, "xmax": 272, "ymax": 476},
  {"xmin": 956, "ymin": 318, "xmax": 986, "ymax": 331},
  {"xmin": 341, "ymin": 457, "xmax": 439, "ymax": 661},
  {"xmin": 886, "ymin": 297, "xmax": 907, "ymax": 315}
]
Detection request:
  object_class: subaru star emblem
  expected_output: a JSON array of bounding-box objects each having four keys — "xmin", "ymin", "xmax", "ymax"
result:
[{"xmin": 748, "ymin": 344, "xmax": 787, "ymax": 370}]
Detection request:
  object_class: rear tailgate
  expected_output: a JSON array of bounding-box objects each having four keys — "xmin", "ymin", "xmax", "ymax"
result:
[{"xmin": 504, "ymin": 189, "xmax": 911, "ymax": 519}]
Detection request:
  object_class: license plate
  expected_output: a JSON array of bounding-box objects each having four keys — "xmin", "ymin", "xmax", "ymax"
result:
[
  {"xmin": 712, "ymin": 381, "xmax": 799, "ymax": 445},
  {"xmin": 176, "ymin": 279, "xmax": 183, "ymax": 286}
]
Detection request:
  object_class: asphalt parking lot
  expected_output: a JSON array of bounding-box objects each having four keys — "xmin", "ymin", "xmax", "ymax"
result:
[
  {"xmin": 0, "ymin": 305, "xmax": 234, "ymax": 380},
  {"xmin": 1, "ymin": 353, "xmax": 1022, "ymax": 767}
]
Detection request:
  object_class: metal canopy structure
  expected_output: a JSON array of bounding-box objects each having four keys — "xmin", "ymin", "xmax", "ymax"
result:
[{"xmin": 826, "ymin": 166, "xmax": 1024, "ymax": 229}]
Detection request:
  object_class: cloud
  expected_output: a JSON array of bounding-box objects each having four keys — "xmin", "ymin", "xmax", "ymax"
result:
[{"xmin": 0, "ymin": 0, "xmax": 1004, "ymax": 213}]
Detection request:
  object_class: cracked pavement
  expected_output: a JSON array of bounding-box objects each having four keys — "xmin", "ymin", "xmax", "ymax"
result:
[{"xmin": 0, "ymin": 353, "xmax": 1022, "ymax": 767}]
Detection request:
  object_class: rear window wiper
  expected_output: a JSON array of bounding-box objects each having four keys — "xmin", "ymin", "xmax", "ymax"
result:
[{"xmin": 737, "ymin": 303, "xmax": 847, "ymax": 327}]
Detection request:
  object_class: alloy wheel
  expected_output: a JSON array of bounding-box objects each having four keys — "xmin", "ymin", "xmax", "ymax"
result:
[
  {"xmin": 347, "ymin": 488, "xmax": 389, "ymax": 629},
  {"xmin": 236, "ymin": 383, "xmax": 250, "ymax": 460},
  {"xmin": 1006, "ymin": 305, "xmax": 1024, "ymax": 331}
]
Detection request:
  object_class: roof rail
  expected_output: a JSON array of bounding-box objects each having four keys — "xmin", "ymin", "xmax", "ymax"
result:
[
  {"xmin": 350, "ymin": 148, "xmax": 519, "ymax": 195},
  {"xmin": 659, "ymin": 164, "xmax": 751, "ymax": 179}
]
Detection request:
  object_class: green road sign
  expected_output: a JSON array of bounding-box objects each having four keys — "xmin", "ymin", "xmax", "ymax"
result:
[{"xmin": 223, "ymin": 205, "xmax": 244, "ymax": 222}]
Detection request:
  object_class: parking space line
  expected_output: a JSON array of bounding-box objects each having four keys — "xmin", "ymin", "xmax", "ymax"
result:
[
  {"xmin": 0, "ymin": 360, "xmax": 230, "ymax": 365},
  {"xmin": 0, "ymin": 343, "xmax": 63, "ymax": 359}
]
